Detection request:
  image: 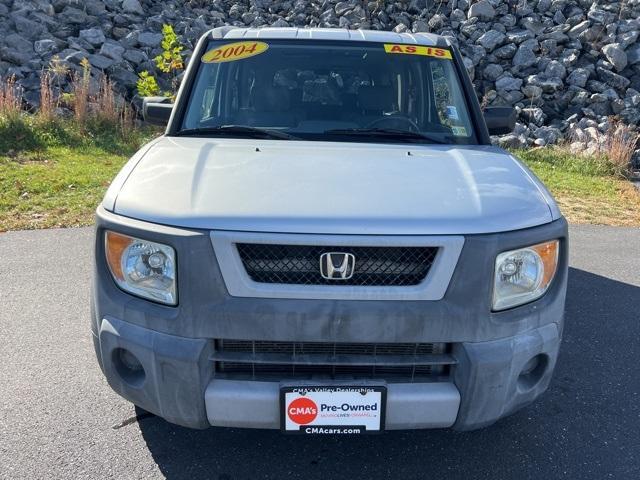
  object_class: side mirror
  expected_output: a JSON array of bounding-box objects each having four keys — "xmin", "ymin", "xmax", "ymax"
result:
[
  {"xmin": 483, "ymin": 107, "xmax": 516, "ymax": 135},
  {"xmin": 142, "ymin": 96, "xmax": 173, "ymax": 126}
]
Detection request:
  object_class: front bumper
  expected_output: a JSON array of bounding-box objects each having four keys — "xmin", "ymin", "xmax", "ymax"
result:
[
  {"xmin": 92, "ymin": 208, "xmax": 568, "ymax": 430},
  {"xmin": 94, "ymin": 316, "xmax": 561, "ymax": 430}
]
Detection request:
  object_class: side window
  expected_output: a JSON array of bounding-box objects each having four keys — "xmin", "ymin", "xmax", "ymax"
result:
[
  {"xmin": 429, "ymin": 61, "xmax": 473, "ymax": 137},
  {"xmin": 431, "ymin": 63, "xmax": 452, "ymax": 126},
  {"xmin": 183, "ymin": 63, "xmax": 222, "ymax": 128}
]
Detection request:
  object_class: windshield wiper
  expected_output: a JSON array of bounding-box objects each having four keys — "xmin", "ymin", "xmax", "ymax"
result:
[
  {"xmin": 175, "ymin": 125, "xmax": 299, "ymax": 140},
  {"xmin": 323, "ymin": 127, "xmax": 450, "ymax": 144}
]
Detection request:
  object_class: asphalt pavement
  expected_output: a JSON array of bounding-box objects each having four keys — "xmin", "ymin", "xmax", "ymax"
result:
[{"xmin": 1, "ymin": 225, "xmax": 639, "ymax": 480}]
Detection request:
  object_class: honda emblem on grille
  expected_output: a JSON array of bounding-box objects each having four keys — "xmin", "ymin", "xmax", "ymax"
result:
[{"xmin": 319, "ymin": 252, "xmax": 356, "ymax": 280}]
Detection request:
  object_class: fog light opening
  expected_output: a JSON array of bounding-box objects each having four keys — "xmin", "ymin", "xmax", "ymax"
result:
[
  {"xmin": 517, "ymin": 354, "xmax": 549, "ymax": 391},
  {"xmin": 113, "ymin": 348, "xmax": 146, "ymax": 388}
]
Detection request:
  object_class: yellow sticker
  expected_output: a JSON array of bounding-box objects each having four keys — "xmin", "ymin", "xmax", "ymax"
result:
[
  {"xmin": 201, "ymin": 41, "xmax": 269, "ymax": 63},
  {"xmin": 384, "ymin": 44, "xmax": 452, "ymax": 60}
]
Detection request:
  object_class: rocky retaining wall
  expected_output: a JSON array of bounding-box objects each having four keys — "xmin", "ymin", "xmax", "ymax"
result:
[{"xmin": 1, "ymin": 0, "xmax": 639, "ymax": 157}]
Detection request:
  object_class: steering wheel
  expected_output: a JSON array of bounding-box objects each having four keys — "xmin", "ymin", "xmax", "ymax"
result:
[{"xmin": 365, "ymin": 115, "xmax": 421, "ymax": 132}]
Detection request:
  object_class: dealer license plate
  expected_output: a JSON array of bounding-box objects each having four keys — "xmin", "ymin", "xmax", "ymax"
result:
[{"xmin": 281, "ymin": 385, "xmax": 386, "ymax": 434}]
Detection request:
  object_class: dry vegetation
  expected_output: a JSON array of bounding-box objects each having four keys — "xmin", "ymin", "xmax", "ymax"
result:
[
  {"xmin": 516, "ymin": 147, "xmax": 640, "ymax": 227},
  {"xmin": 604, "ymin": 121, "xmax": 640, "ymax": 175},
  {"xmin": 0, "ymin": 63, "xmax": 158, "ymax": 231}
]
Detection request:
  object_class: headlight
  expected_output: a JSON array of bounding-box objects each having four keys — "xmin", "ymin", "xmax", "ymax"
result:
[
  {"xmin": 105, "ymin": 231, "xmax": 177, "ymax": 305},
  {"xmin": 492, "ymin": 240, "xmax": 559, "ymax": 311}
]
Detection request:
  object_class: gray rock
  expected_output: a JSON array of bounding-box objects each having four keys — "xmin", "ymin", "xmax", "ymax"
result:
[
  {"xmin": 412, "ymin": 20, "xmax": 429, "ymax": 33},
  {"xmin": 522, "ymin": 85, "xmax": 543, "ymax": 99},
  {"xmin": 499, "ymin": 14, "xmax": 517, "ymax": 28},
  {"xmin": 506, "ymin": 30, "xmax": 534, "ymax": 44},
  {"xmin": 468, "ymin": 0, "xmax": 496, "ymax": 21},
  {"xmin": 450, "ymin": 9, "xmax": 466, "ymax": 24},
  {"xmin": 12, "ymin": 15, "xmax": 48, "ymax": 41},
  {"xmin": 587, "ymin": 8, "xmax": 614, "ymax": 25},
  {"xmin": 109, "ymin": 66, "xmax": 140, "ymax": 87},
  {"xmin": 533, "ymin": 126, "xmax": 561, "ymax": 145},
  {"xmin": 100, "ymin": 41, "xmax": 125, "ymax": 61},
  {"xmin": 85, "ymin": 0, "xmax": 107, "ymax": 16},
  {"xmin": 121, "ymin": 31, "xmax": 139, "ymax": 48},
  {"xmin": 499, "ymin": 90, "xmax": 524, "ymax": 104},
  {"xmin": 0, "ymin": 47, "xmax": 31, "ymax": 65},
  {"xmin": 79, "ymin": 28, "xmax": 106, "ymax": 47},
  {"xmin": 598, "ymin": 67, "xmax": 631, "ymax": 90},
  {"xmin": 335, "ymin": 1, "xmax": 355, "ymax": 16},
  {"xmin": 428, "ymin": 14, "xmax": 446, "ymax": 30},
  {"xmin": 521, "ymin": 107, "xmax": 545, "ymax": 126},
  {"xmin": 493, "ymin": 43, "xmax": 517, "ymax": 59},
  {"xmin": 513, "ymin": 41, "xmax": 538, "ymax": 68},
  {"xmin": 62, "ymin": 49, "xmax": 87, "ymax": 65},
  {"xmin": 545, "ymin": 60, "xmax": 567, "ymax": 80},
  {"xmin": 567, "ymin": 68, "xmax": 590, "ymax": 87},
  {"xmin": 527, "ymin": 74, "xmax": 563, "ymax": 92},
  {"xmin": 498, "ymin": 133, "xmax": 527, "ymax": 149},
  {"xmin": 568, "ymin": 20, "xmax": 590, "ymax": 39},
  {"xmin": 477, "ymin": 30, "xmax": 505, "ymax": 51},
  {"xmin": 495, "ymin": 76, "xmax": 523, "ymax": 92},
  {"xmin": 87, "ymin": 54, "xmax": 114, "ymax": 70},
  {"xmin": 5, "ymin": 34, "xmax": 34, "ymax": 53},
  {"xmin": 122, "ymin": 0, "xmax": 144, "ymax": 15},
  {"xmin": 123, "ymin": 49, "xmax": 147, "ymax": 65},
  {"xmin": 138, "ymin": 32, "xmax": 163, "ymax": 48},
  {"xmin": 483, "ymin": 63, "xmax": 503, "ymax": 81},
  {"xmin": 628, "ymin": 44, "xmax": 640, "ymax": 65},
  {"xmin": 34, "ymin": 39, "xmax": 57, "ymax": 55},
  {"xmin": 320, "ymin": 9, "xmax": 338, "ymax": 25},
  {"xmin": 242, "ymin": 12, "xmax": 258, "ymax": 24},
  {"xmin": 601, "ymin": 43, "xmax": 628, "ymax": 72},
  {"xmin": 60, "ymin": 6, "xmax": 88, "ymax": 24},
  {"xmin": 617, "ymin": 30, "xmax": 639, "ymax": 50}
]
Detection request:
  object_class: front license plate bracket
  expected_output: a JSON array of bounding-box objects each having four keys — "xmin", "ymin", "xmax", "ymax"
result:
[{"xmin": 280, "ymin": 384, "xmax": 387, "ymax": 434}]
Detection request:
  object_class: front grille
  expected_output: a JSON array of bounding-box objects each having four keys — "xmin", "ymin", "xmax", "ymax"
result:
[
  {"xmin": 213, "ymin": 340, "xmax": 455, "ymax": 383},
  {"xmin": 236, "ymin": 244, "xmax": 438, "ymax": 286}
]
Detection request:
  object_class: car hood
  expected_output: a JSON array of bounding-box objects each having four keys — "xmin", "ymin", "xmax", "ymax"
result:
[{"xmin": 108, "ymin": 137, "xmax": 557, "ymax": 235}]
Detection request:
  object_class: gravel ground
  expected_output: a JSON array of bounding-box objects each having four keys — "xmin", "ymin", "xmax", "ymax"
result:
[{"xmin": 0, "ymin": 225, "xmax": 639, "ymax": 480}]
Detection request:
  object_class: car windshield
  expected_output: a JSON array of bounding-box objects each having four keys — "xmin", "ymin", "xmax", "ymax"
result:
[{"xmin": 179, "ymin": 40, "xmax": 477, "ymax": 144}]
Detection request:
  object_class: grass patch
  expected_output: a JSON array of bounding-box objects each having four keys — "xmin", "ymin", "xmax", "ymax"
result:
[
  {"xmin": 515, "ymin": 148, "xmax": 640, "ymax": 227},
  {"xmin": 0, "ymin": 116, "xmax": 158, "ymax": 231},
  {"xmin": 1, "ymin": 120, "xmax": 639, "ymax": 231}
]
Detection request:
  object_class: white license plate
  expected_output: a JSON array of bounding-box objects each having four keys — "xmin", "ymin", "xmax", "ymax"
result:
[{"xmin": 281, "ymin": 385, "xmax": 386, "ymax": 434}]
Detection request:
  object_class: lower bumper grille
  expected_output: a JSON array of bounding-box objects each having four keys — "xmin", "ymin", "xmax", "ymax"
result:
[{"xmin": 213, "ymin": 340, "xmax": 455, "ymax": 383}]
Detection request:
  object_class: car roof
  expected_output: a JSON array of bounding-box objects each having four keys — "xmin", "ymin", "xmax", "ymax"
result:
[{"xmin": 208, "ymin": 27, "xmax": 450, "ymax": 48}]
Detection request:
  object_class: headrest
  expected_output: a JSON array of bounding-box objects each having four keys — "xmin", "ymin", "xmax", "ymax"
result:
[
  {"xmin": 253, "ymin": 86, "xmax": 291, "ymax": 111},
  {"xmin": 357, "ymin": 86, "xmax": 396, "ymax": 111}
]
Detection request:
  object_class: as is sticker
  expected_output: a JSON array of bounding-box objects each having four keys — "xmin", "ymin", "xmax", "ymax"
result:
[
  {"xmin": 384, "ymin": 44, "xmax": 452, "ymax": 59},
  {"xmin": 201, "ymin": 41, "xmax": 269, "ymax": 63}
]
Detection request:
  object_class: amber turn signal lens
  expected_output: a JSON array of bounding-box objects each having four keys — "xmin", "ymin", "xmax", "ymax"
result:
[
  {"xmin": 105, "ymin": 231, "xmax": 133, "ymax": 281},
  {"xmin": 531, "ymin": 240, "xmax": 559, "ymax": 290}
]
